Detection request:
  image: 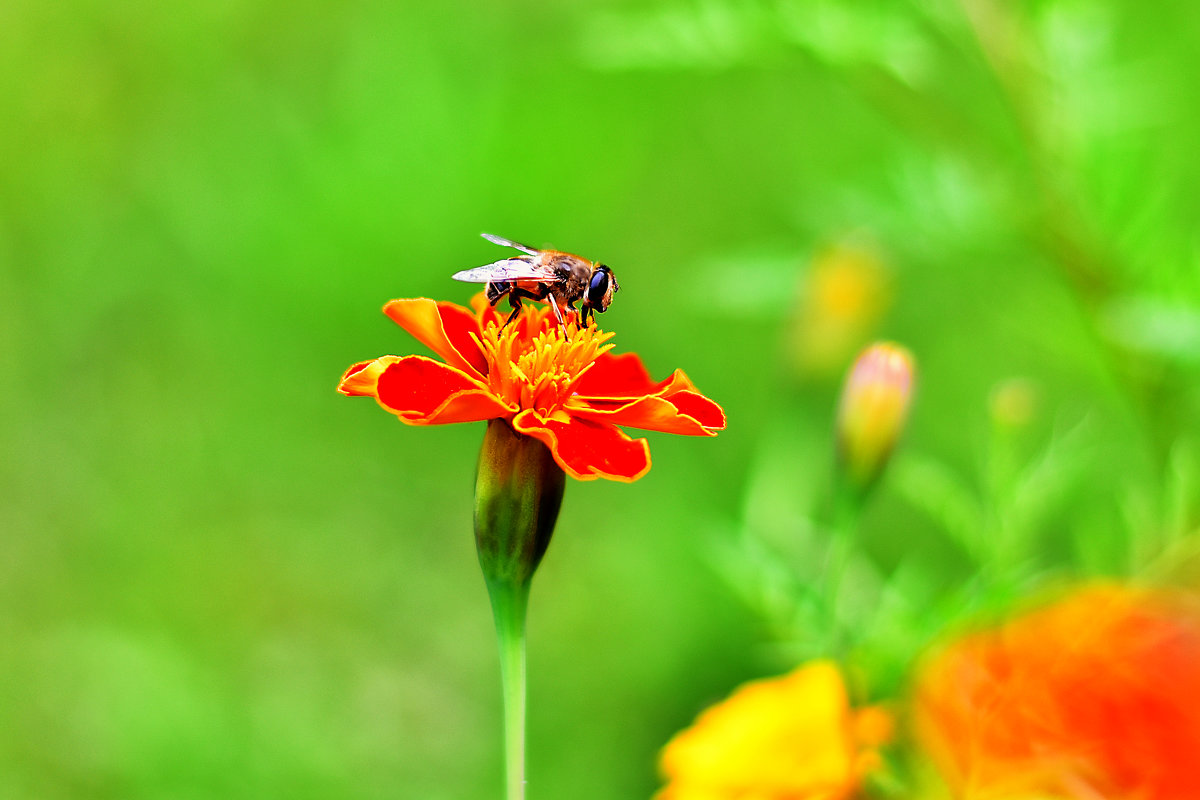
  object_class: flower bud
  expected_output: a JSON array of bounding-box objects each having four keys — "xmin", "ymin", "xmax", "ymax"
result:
[
  {"xmin": 835, "ymin": 342, "xmax": 915, "ymax": 496},
  {"xmin": 474, "ymin": 418, "xmax": 566, "ymax": 590}
]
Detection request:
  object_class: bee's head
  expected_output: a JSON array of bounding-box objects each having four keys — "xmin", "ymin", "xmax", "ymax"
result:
[{"xmin": 587, "ymin": 265, "xmax": 618, "ymax": 312}]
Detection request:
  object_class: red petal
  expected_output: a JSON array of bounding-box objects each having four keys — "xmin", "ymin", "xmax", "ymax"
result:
[
  {"xmin": 572, "ymin": 352, "xmax": 657, "ymax": 397},
  {"xmin": 661, "ymin": 390, "xmax": 726, "ymax": 430},
  {"xmin": 650, "ymin": 368, "xmax": 701, "ymax": 397},
  {"xmin": 512, "ymin": 410, "xmax": 651, "ymax": 482},
  {"xmin": 338, "ymin": 356, "xmax": 402, "ymax": 396},
  {"xmin": 374, "ymin": 355, "xmax": 513, "ymax": 424},
  {"xmin": 384, "ymin": 299, "xmax": 488, "ymax": 378},
  {"xmin": 574, "ymin": 355, "xmax": 706, "ymax": 402},
  {"xmin": 571, "ymin": 390, "xmax": 725, "ymax": 435}
]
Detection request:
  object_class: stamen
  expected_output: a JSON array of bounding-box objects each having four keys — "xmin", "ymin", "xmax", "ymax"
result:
[{"xmin": 478, "ymin": 305, "xmax": 614, "ymax": 416}]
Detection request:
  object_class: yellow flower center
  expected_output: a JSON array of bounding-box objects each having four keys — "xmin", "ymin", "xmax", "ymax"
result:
[{"xmin": 475, "ymin": 308, "xmax": 615, "ymax": 421}]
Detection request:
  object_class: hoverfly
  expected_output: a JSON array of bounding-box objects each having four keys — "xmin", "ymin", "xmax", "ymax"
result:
[{"xmin": 452, "ymin": 233, "xmax": 619, "ymax": 335}]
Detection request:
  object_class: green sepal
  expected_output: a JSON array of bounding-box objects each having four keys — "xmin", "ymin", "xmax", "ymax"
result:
[{"xmin": 474, "ymin": 418, "xmax": 566, "ymax": 589}]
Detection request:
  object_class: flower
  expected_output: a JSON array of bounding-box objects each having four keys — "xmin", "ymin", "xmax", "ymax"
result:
[
  {"xmin": 340, "ymin": 293, "xmax": 727, "ymax": 800},
  {"xmin": 835, "ymin": 342, "xmax": 915, "ymax": 495},
  {"xmin": 339, "ymin": 295, "xmax": 725, "ymax": 482},
  {"xmin": 788, "ymin": 240, "xmax": 891, "ymax": 379},
  {"xmin": 914, "ymin": 583, "xmax": 1200, "ymax": 800},
  {"xmin": 656, "ymin": 661, "xmax": 893, "ymax": 800}
]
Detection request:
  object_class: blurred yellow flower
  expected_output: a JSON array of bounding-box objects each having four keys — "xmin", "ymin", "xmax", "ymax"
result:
[
  {"xmin": 656, "ymin": 661, "xmax": 892, "ymax": 800},
  {"xmin": 788, "ymin": 241, "xmax": 891, "ymax": 379}
]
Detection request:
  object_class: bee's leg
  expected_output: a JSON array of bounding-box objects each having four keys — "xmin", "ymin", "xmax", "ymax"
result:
[
  {"xmin": 547, "ymin": 297, "xmax": 569, "ymax": 339},
  {"xmin": 502, "ymin": 285, "xmax": 546, "ymax": 329},
  {"xmin": 532, "ymin": 286, "xmax": 571, "ymax": 338},
  {"xmin": 502, "ymin": 294, "xmax": 523, "ymax": 329}
]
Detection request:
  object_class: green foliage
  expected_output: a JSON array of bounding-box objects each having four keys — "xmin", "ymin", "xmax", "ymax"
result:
[{"xmin": 4, "ymin": 0, "xmax": 1200, "ymax": 797}]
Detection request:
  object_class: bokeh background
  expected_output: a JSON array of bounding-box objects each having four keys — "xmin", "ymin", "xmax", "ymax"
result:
[{"xmin": 5, "ymin": 0, "xmax": 1200, "ymax": 797}]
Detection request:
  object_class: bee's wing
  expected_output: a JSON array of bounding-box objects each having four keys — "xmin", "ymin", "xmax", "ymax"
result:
[
  {"xmin": 481, "ymin": 233, "xmax": 541, "ymax": 255},
  {"xmin": 452, "ymin": 258, "xmax": 563, "ymax": 284}
]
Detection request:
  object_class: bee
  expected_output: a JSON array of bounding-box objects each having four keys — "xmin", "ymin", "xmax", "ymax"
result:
[{"xmin": 452, "ymin": 233, "xmax": 619, "ymax": 335}]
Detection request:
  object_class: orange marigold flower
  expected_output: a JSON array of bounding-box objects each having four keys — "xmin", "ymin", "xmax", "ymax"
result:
[
  {"xmin": 657, "ymin": 661, "xmax": 893, "ymax": 800},
  {"xmin": 915, "ymin": 583, "xmax": 1200, "ymax": 800},
  {"xmin": 338, "ymin": 295, "xmax": 725, "ymax": 482}
]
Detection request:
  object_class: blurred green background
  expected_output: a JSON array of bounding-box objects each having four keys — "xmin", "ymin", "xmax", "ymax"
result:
[{"xmin": 5, "ymin": 0, "xmax": 1200, "ymax": 797}]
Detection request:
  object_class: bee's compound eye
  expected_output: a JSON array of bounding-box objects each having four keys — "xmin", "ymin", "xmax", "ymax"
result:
[{"xmin": 588, "ymin": 268, "xmax": 613, "ymax": 311}]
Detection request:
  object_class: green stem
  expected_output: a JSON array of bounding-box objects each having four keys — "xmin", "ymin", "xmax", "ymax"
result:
[
  {"xmin": 824, "ymin": 479, "xmax": 863, "ymax": 654},
  {"xmin": 473, "ymin": 419, "xmax": 565, "ymax": 800},
  {"xmin": 487, "ymin": 579, "xmax": 529, "ymax": 800}
]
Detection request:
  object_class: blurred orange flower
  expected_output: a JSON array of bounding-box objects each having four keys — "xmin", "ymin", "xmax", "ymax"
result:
[
  {"xmin": 339, "ymin": 295, "xmax": 724, "ymax": 482},
  {"xmin": 657, "ymin": 661, "xmax": 892, "ymax": 800},
  {"xmin": 915, "ymin": 583, "xmax": 1200, "ymax": 800}
]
